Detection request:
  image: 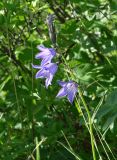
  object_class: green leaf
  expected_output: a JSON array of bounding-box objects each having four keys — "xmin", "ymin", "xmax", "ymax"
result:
[
  {"xmin": 96, "ymin": 89, "xmax": 117, "ymax": 131},
  {"xmin": 0, "ymin": 76, "xmax": 11, "ymax": 92}
]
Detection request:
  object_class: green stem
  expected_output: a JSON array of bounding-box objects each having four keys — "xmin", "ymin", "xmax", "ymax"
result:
[
  {"xmin": 78, "ymin": 89, "xmax": 96, "ymax": 160},
  {"xmin": 61, "ymin": 54, "xmax": 96, "ymax": 160}
]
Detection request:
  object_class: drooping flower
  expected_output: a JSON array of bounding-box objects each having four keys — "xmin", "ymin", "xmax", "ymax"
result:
[
  {"xmin": 32, "ymin": 63, "xmax": 58, "ymax": 88},
  {"xmin": 56, "ymin": 80, "xmax": 78, "ymax": 104},
  {"xmin": 35, "ymin": 45, "xmax": 56, "ymax": 65}
]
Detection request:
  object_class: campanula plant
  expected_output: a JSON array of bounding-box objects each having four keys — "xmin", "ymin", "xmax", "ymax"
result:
[{"xmin": 33, "ymin": 44, "xmax": 78, "ymax": 104}]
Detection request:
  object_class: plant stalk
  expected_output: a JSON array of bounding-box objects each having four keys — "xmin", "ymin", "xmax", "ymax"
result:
[{"xmin": 78, "ymin": 89, "xmax": 96, "ymax": 160}]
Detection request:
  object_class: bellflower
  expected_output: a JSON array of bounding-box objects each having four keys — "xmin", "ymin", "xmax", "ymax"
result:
[
  {"xmin": 56, "ymin": 80, "xmax": 78, "ymax": 104},
  {"xmin": 32, "ymin": 63, "xmax": 58, "ymax": 88},
  {"xmin": 35, "ymin": 45, "xmax": 56, "ymax": 65}
]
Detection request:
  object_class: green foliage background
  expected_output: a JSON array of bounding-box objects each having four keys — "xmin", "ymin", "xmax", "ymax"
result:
[{"xmin": 0, "ymin": 0, "xmax": 117, "ymax": 159}]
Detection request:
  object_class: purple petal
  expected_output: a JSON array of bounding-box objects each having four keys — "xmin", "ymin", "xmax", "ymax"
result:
[
  {"xmin": 56, "ymin": 88, "xmax": 67, "ymax": 98},
  {"xmin": 37, "ymin": 45, "xmax": 46, "ymax": 51},
  {"xmin": 45, "ymin": 63, "xmax": 58, "ymax": 74},
  {"xmin": 32, "ymin": 64, "xmax": 41, "ymax": 69},
  {"xmin": 45, "ymin": 73, "xmax": 53, "ymax": 88},
  {"xmin": 67, "ymin": 90, "xmax": 76, "ymax": 104},
  {"xmin": 58, "ymin": 81, "xmax": 67, "ymax": 87},
  {"xmin": 49, "ymin": 48, "xmax": 56, "ymax": 56},
  {"xmin": 35, "ymin": 51, "xmax": 50, "ymax": 59},
  {"xmin": 66, "ymin": 81, "xmax": 78, "ymax": 94},
  {"xmin": 35, "ymin": 69, "xmax": 48, "ymax": 79},
  {"xmin": 40, "ymin": 56, "xmax": 53, "ymax": 66}
]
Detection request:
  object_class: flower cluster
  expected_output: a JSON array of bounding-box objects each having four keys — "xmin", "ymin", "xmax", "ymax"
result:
[
  {"xmin": 32, "ymin": 45, "xmax": 78, "ymax": 104},
  {"xmin": 32, "ymin": 45, "xmax": 58, "ymax": 88}
]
